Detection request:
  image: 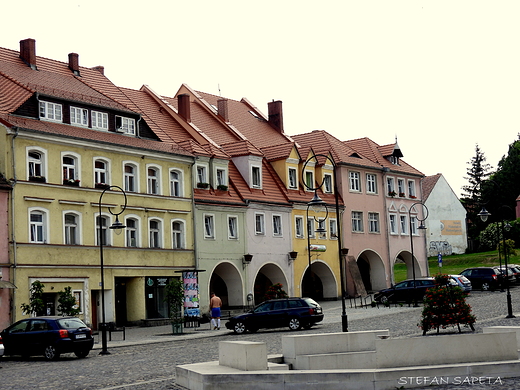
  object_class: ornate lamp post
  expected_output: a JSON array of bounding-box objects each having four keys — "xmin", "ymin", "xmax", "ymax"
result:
[
  {"xmin": 302, "ymin": 153, "xmax": 348, "ymax": 331},
  {"xmin": 478, "ymin": 204, "xmax": 515, "ymax": 318},
  {"xmin": 408, "ymin": 202, "xmax": 428, "ymax": 307},
  {"xmin": 306, "ymin": 192, "xmax": 328, "ymax": 299},
  {"xmin": 98, "ymin": 185, "xmax": 127, "ymax": 355}
]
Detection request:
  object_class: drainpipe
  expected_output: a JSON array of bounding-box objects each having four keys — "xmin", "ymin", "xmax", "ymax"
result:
[{"xmin": 9, "ymin": 126, "xmax": 19, "ymax": 322}]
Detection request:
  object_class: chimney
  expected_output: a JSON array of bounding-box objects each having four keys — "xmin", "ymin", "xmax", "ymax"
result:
[
  {"xmin": 91, "ymin": 66, "xmax": 105, "ymax": 75},
  {"xmin": 19, "ymin": 38, "xmax": 37, "ymax": 70},
  {"xmin": 68, "ymin": 53, "xmax": 80, "ymax": 76},
  {"xmin": 217, "ymin": 99, "xmax": 229, "ymax": 122},
  {"xmin": 178, "ymin": 94, "xmax": 191, "ymax": 122},
  {"xmin": 268, "ymin": 100, "xmax": 284, "ymax": 133}
]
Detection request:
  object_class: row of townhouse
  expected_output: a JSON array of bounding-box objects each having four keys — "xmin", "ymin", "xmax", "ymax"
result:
[{"xmin": 0, "ymin": 38, "xmax": 429, "ymax": 330}]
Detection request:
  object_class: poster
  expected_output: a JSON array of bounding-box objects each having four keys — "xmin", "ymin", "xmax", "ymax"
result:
[{"xmin": 183, "ymin": 271, "xmax": 200, "ymax": 317}]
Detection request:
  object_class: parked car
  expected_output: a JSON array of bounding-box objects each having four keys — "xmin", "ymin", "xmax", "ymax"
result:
[
  {"xmin": 460, "ymin": 267, "xmax": 504, "ymax": 291},
  {"xmin": 225, "ymin": 298, "xmax": 323, "ymax": 334},
  {"xmin": 373, "ymin": 278, "xmax": 436, "ymax": 304},
  {"xmin": 496, "ymin": 266, "xmax": 517, "ymax": 285},
  {"xmin": 0, "ymin": 316, "xmax": 94, "ymax": 360},
  {"xmin": 449, "ymin": 274, "xmax": 472, "ymax": 293},
  {"xmin": 0, "ymin": 338, "xmax": 4, "ymax": 357},
  {"xmin": 508, "ymin": 265, "xmax": 520, "ymax": 284}
]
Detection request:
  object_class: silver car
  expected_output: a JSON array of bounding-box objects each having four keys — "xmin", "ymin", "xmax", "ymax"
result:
[{"xmin": 449, "ymin": 274, "xmax": 472, "ymax": 293}]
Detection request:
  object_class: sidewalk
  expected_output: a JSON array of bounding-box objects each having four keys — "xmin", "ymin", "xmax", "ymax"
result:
[{"xmin": 92, "ymin": 300, "xmax": 420, "ymax": 350}]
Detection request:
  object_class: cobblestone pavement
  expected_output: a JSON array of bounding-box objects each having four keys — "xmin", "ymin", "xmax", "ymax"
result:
[{"xmin": 1, "ymin": 287, "xmax": 520, "ymax": 389}]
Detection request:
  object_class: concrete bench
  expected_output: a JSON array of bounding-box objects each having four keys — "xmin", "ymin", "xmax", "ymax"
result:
[
  {"xmin": 219, "ymin": 341, "xmax": 267, "ymax": 371},
  {"xmin": 483, "ymin": 326, "xmax": 520, "ymax": 357}
]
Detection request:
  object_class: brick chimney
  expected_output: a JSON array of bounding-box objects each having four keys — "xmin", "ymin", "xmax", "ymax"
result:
[
  {"xmin": 68, "ymin": 53, "xmax": 80, "ymax": 76},
  {"xmin": 217, "ymin": 99, "xmax": 229, "ymax": 122},
  {"xmin": 91, "ymin": 66, "xmax": 105, "ymax": 75},
  {"xmin": 268, "ymin": 100, "xmax": 284, "ymax": 133},
  {"xmin": 178, "ymin": 94, "xmax": 191, "ymax": 122},
  {"xmin": 19, "ymin": 38, "xmax": 37, "ymax": 70}
]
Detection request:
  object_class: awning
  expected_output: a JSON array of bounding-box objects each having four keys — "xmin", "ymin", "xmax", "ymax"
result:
[{"xmin": 0, "ymin": 280, "xmax": 17, "ymax": 289}]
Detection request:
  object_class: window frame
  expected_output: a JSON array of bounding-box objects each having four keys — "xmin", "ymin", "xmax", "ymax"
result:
[
  {"xmin": 387, "ymin": 177, "xmax": 395, "ymax": 195},
  {"xmin": 251, "ymin": 165, "xmax": 262, "ymax": 189},
  {"xmin": 295, "ymin": 215, "xmax": 304, "ymax": 238},
  {"xmin": 272, "ymin": 214, "xmax": 283, "ymax": 237},
  {"xmin": 389, "ymin": 214, "xmax": 398, "ymax": 234},
  {"xmin": 307, "ymin": 217, "xmax": 315, "ymax": 238},
  {"xmin": 288, "ymin": 168, "xmax": 297, "ymax": 189},
  {"xmin": 408, "ymin": 180, "xmax": 416, "ymax": 198},
  {"xmin": 61, "ymin": 152, "xmax": 81, "ymax": 183},
  {"xmin": 304, "ymin": 170, "xmax": 314, "ymax": 191},
  {"xmin": 123, "ymin": 162, "xmax": 139, "ymax": 193},
  {"xmin": 146, "ymin": 165, "xmax": 161, "ymax": 195},
  {"xmin": 171, "ymin": 219, "xmax": 185, "ymax": 249},
  {"xmin": 29, "ymin": 208, "xmax": 48, "ymax": 244},
  {"xmin": 27, "ymin": 147, "xmax": 47, "ymax": 180},
  {"xmin": 94, "ymin": 158, "xmax": 110, "ymax": 186},
  {"xmin": 397, "ymin": 178, "xmax": 405, "ymax": 196},
  {"xmin": 96, "ymin": 213, "xmax": 111, "ymax": 246},
  {"xmin": 228, "ymin": 215, "xmax": 238, "ymax": 240},
  {"xmin": 115, "ymin": 115, "xmax": 136, "ymax": 135},
  {"xmin": 39, "ymin": 100, "xmax": 62, "ymax": 122},
  {"xmin": 366, "ymin": 173, "xmax": 377, "ymax": 194},
  {"xmin": 63, "ymin": 211, "xmax": 81, "ymax": 245},
  {"xmin": 204, "ymin": 214, "xmax": 215, "ymax": 239},
  {"xmin": 329, "ymin": 218, "xmax": 338, "ymax": 239},
  {"xmin": 169, "ymin": 169, "xmax": 183, "ymax": 197},
  {"xmin": 91, "ymin": 111, "xmax": 109, "ymax": 130},
  {"xmin": 323, "ymin": 174, "xmax": 333, "ymax": 193},
  {"xmin": 148, "ymin": 218, "xmax": 163, "ymax": 248},
  {"xmin": 70, "ymin": 106, "xmax": 89, "ymax": 126},
  {"xmin": 368, "ymin": 212, "xmax": 380, "ymax": 234},
  {"xmin": 400, "ymin": 215, "xmax": 408, "ymax": 235},
  {"xmin": 349, "ymin": 171, "xmax": 361, "ymax": 192},
  {"xmin": 351, "ymin": 211, "xmax": 364, "ymax": 233},
  {"xmin": 255, "ymin": 213, "xmax": 265, "ymax": 235},
  {"xmin": 125, "ymin": 216, "xmax": 140, "ymax": 248}
]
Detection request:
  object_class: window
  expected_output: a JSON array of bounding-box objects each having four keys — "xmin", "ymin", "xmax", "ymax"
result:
[
  {"xmin": 204, "ymin": 214, "xmax": 215, "ymax": 239},
  {"xmin": 324, "ymin": 174, "xmax": 333, "ymax": 193},
  {"xmin": 115, "ymin": 116, "xmax": 136, "ymax": 135},
  {"xmin": 408, "ymin": 180, "xmax": 416, "ymax": 198},
  {"xmin": 39, "ymin": 101, "xmax": 62, "ymax": 122},
  {"xmin": 29, "ymin": 210, "xmax": 46, "ymax": 243},
  {"xmin": 252, "ymin": 165, "xmax": 261, "ymax": 188},
  {"xmin": 273, "ymin": 215, "xmax": 282, "ymax": 236},
  {"xmin": 400, "ymin": 215, "xmax": 408, "ymax": 234},
  {"xmin": 64, "ymin": 213, "xmax": 79, "ymax": 245},
  {"xmin": 398, "ymin": 179, "xmax": 405, "ymax": 196},
  {"xmin": 387, "ymin": 177, "xmax": 395, "ymax": 195},
  {"xmin": 96, "ymin": 215, "xmax": 110, "ymax": 246},
  {"xmin": 149, "ymin": 219, "xmax": 162, "ymax": 248},
  {"xmin": 228, "ymin": 216, "xmax": 238, "ymax": 239},
  {"xmin": 288, "ymin": 168, "xmax": 297, "ymax": 189},
  {"xmin": 305, "ymin": 171, "xmax": 314, "ymax": 190},
  {"xmin": 389, "ymin": 214, "xmax": 397, "ymax": 234},
  {"xmin": 70, "ymin": 107, "xmax": 88, "ymax": 126},
  {"xmin": 147, "ymin": 167, "xmax": 160, "ymax": 194},
  {"xmin": 170, "ymin": 170, "xmax": 182, "ymax": 197},
  {"xmin": 307, "ymin": 217, "xmax": 315, "ymax": 238},
  {"xmin": 317, "ymin": 219, "xmax": 327, "ymax": 239},
  {"xmin": 94, "ymin": 159, "xmax": 109, "ymax": 185},
  {"xmin": 329, "ymin": 218, "xmax": 338, "ymax": 239},
  {"xmin": 124, "ymin": 163, "xmax": 137, "ymax": 192},
  {"xmin": 368, "ymin": 212, "xmax": 380, "ymax": 233},
  {"xmin": 295, "ymin": 216, "xmax": 304, "ymax": 238},
  {"xmin": 410, "ymin": 216, "xmax": 418, "ymax": 235},
  {"xmin": 28, "ymin": 150, "xmax": 45, "ymax": 179},
  {"xmin": 352, "ymin": 211, "xmax": 363, "ymax": 232},
  {"xmin": 349, "ymin": 171, "xmax": 361, "ymax": 192},
  {"xmin": 172, "ymin": 220, "xmax": 184, "ymax": 249},
  {"xmin": 92, "ymin": 111, "xmax": 108, "ymax": 130},
  {"xmin": 255, "ymin": 213, "xmax": 265, "ymax": 235},
  {"xmin": 196, "ymin": 166, "xmax": 207, "ymax": 186},
  {"xmin": 216, "ymin": 168, "xmax": 226, "ymax": 186},
  {"xmin": 366, "ymin": 173, "xmax": 377, "ymax": 194},
  {"xmin": 62, "ymin": 155, "xmax": 78, "ymax": 182},
  {"xmin": 126, "ymin": 218, "xmax": 139, "ymax": 247}
]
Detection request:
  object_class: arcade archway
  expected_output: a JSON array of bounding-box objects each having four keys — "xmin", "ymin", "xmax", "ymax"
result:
[
  {"xmin": 253, "ymin": 263, "xmax": 289, "ymax": 305},
  {"xmin": 357, "ymin": 250, "xmax": 386, "ymax": 292},
  {"xmin": 209, "ymin": 262, "xmax": 243, "ymax": 309},
  {"xmin": 301, "ymin": 261, "xmax": 336, "ymax": 300}
]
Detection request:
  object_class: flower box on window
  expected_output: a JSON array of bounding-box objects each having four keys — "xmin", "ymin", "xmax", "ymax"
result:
[
  {"xmin": 399, "ymin": 192, "xmax": 406, "ymax": 197},
  {"xmin": 216, "ymin": 184, "xmax": 228, "ymax": 191},
  {"xmin": 388, "ymin": 191, "xmax": 397, "ymax": 197},
  {"xmin": 63, "ymin": 179, "xmax": 80, "ymax": 186},
  {"xmin": 197, "ymin": 182, "xmax": 209, "ymax": 189},
  {"xmin": 95, "ymin": 183, "xmax": 110, "ymax": 190},
  {"xmin": 29, "ymin": 176, "xmax": 46, "ymax": 183},
  {"xmin": 410, "ymin": 195, "xmax": 417, "ymax": 199}
]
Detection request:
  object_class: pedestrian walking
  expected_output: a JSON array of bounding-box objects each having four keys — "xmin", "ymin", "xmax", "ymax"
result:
[{"xmin": 209, "ymin": 292, "xmax": 222, "ymax": 330}]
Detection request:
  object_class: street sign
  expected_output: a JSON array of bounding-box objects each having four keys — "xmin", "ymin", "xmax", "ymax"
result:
[{"xmin": 438, "ymin": 253, "xmax": 442, "ymax": 267}]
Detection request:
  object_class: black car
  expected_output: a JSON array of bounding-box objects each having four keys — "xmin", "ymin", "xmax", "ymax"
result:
[
  {"xmin": 225, "ymin": 298, "xmax": 323, "ymax": 334},
  {"xmin": 374, "ymin": 278, "xmax": 436, "ymax": 304},
  {"xmin": 0, "ymin": 316, "xmax": 94, "ymax": 360},
  {"xmin": 460, "ymin": 267, "xmax": 504, "ymax": 291}
]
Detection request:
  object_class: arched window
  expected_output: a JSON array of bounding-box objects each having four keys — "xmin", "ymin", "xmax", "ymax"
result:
[
  {"xmin": 94, "ymin": 159, "xmax": 109, "ymax": 186},
  {"xmin": 96, "ymin": 215, "xmax": 110, "ymax": 246},
  {"xmin": 149, "ymin": 219, "xmax": 162, "ymax": 248},
  {"xmin": 124, "ymin": 163, "xmax": 137, "ymax": 192},
  {"xmin": 147, "ymin": 166, "xmax": 160, "ymax": 195},
  {"xmin": 64, "ymin": 212, "xmax": 80, "ymax": 245},
  {"xmin": 172, "ymin": 220, "xmax": 184, "ymax": 249},
  {"xmin": 170, "ymin": 169, "xmax": 182, "ymax": 197},
  {"xmin": 29, "ymin": 209, "xmax": 47, "ymax": 243},
  {"xmin": 126, "ymin": 217, "xmax": 139, "ymax": 247}
]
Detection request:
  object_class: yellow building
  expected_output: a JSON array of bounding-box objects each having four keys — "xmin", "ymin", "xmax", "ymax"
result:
[{"xmin": 0, "ymin": 39, "xmax": 195, "ymax": 327}]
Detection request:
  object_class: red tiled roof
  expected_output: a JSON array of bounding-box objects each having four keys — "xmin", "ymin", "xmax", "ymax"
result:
[
  {"xmin": 221, "ymin": 140, "xmax": 263, "ymax": 158},
  {"xmin": 422, "ymin": 174, "xmax": 442, "ymax": 200}
]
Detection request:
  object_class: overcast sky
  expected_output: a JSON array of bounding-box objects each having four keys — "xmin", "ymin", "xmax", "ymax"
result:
[{"xmin": 4, "ymin": 1, "xmax": 520, "ymax": 197}]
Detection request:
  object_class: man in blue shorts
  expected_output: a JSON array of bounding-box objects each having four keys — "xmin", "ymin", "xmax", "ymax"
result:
[{"xmin": 210, "ymin": 292, "xmax": 222, "ymax": 330}]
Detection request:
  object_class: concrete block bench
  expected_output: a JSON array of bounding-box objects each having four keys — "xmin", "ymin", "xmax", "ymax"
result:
[
  {"xmin": 219, "ymin": 341, "xmax": 268, "ymax": 371},
  {"xmin": 483, "ymin": 326, "xmax": 520, "ymax": 357}
]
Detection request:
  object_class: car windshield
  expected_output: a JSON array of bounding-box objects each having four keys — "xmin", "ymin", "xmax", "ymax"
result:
[{"xmin": 57, "ymin": 318, "xmax": 88, "ymax": 329}]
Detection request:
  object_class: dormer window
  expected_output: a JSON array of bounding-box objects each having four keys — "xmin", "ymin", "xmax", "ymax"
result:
[
  {"xmin": 92, "ymin": 111, "xmax": 108, "ymax": 130},
  {"xmin": 39, "ymin": 101, "xmax": 62, "ymax": 122},
  {"xmin": 70, "ymin": 107, "xmax": 88, "ymax": 126},
  {"xmin": 116, "ymin": 116, "xmax": 136, "ymax": 135}
]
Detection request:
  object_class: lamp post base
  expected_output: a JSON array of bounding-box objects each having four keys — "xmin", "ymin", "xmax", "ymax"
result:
[
  {"xmin": 341, "ymin": 314, "xmax": 348, "ymax": 332},
  {"xmin": 506, "ymin": 293, "xmax": 516, "ymax": 319},
  {"xmin": 99, "ymin": 322, "xmax": 111, "ymax": 355}
]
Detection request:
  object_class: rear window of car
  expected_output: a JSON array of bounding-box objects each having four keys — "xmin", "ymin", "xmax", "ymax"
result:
[
  {"xmin": 57, "ymin": 318, "xmax": 87, "ymax": 329},
  {"xmin": 288, "ymin": 300, "xmax": 304, "ymax": 308},
  {"xmin": 302, "ymin": 298, "xmax": 319, "ymax": 307}
]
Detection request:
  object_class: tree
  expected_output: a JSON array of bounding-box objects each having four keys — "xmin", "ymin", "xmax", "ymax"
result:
[
  {"xmin": 461, "ymin": 144, "xmax": 493, "ymax": 248},
  {"xmin": 165, "ymin": 278, "xmax": 185, "ymax": 333},
  {"xmin": 20, "ymin": 280, "xmax": 46, "ymax": 316},
  {"xmin": 57, "ymin": 286, "xmax": 80, "ymax": 316}
]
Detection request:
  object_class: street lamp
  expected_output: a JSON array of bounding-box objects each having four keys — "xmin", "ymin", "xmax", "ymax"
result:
[
  {"xmin": 306, "ymin": 191, "xmax": 328, "ymax": 299},
  {"xmin": 408, "ymin": 202, "xmax": 428, "ymax": 307},
  {"xmin": 98, "ymin": 185, "xmax": 127, "ymax": 355},
  {"xmin": 478, "ymin": 204, "xmax": 516, "ymax": 318},
  {"xmin": 302, "ymin": 153, "xmax": 348, "ymax": 331}
]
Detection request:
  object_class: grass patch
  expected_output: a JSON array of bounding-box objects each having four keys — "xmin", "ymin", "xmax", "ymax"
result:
[{"xmin": 393, "ymin": 250, "xmax": 520, "ymax": 283}]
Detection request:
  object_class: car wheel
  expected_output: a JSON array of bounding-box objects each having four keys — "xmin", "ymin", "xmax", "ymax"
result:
[
  {"xmin": 74, "ymin": 349, "xmax": 90, "ymax": 358},
  {"xmin": 44, "ymin": 344, "xmax": 60, "ymax": 360},
  {"xmin": 288, "ymin": 317, "xmax": 301, "ymax": 331},
  {"xmin": 233, "ymin": 321, "xmax": 247, "ymax": 334},
  {"xmin": 481, "ymin": 282, "xmax": 490, "ymax": 291},
  {"xmin": 380, "ymin": 296, "xmax": 389, "ymax": 304}
]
